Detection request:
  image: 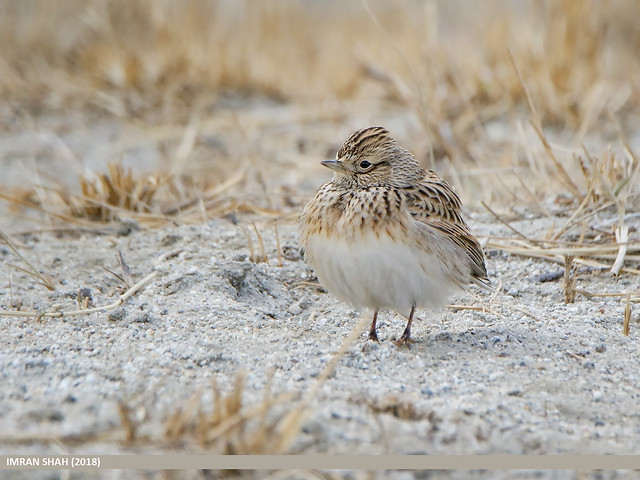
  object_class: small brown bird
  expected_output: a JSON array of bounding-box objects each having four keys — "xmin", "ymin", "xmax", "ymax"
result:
[{"xmin": 298, "ymin": 127, "xmax": 488, "ymax": 345}]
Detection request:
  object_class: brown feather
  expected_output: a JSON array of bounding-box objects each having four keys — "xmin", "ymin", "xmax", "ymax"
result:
[{"xmin": 402, "ymin": 171, "xmax": 489, "ymax": 282}]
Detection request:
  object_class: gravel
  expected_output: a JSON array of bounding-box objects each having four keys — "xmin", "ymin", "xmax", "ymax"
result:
[{"xmin": 1, "ymin": 213, "xmax": 639, "ymax": 472}]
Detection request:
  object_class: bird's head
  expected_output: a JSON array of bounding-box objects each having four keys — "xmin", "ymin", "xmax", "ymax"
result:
[{"xmin": 323, "ymin": 126, "xmax": 423, "ymax": 188}]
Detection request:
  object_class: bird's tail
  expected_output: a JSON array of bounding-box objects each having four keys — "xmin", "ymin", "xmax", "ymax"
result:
[{"xmin": 471, "ymin": 274, "xmax": 493, "ymax": 292}]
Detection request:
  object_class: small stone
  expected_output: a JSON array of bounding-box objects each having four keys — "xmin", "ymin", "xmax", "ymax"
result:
[
  {"xmin": 132, "ymin": 312, "xmax": 151, "ymax": 323},
  {"xmin": 161, "ymin": 234, "xmax": 183, "ymax": 247},
  {"xmin": 108, "ymin": 308, "xmax": 127, "ymax": 322},
  {"xmin": 287, "ymin": 300, "xmax": 303, "ymax": 316},
  {"xmin": 78, "ymin": 287, "xmax": 93, "ymax": 300},
  {"xmin": 26, "ymin": 408, "xmax": 64, "ymax": 423},
  {"xmin": 117, "ymin": 219, "xmax": 140, "ymax": 236},
  {"xmin": 582, "ymin": 360, "xmax": 595, "ymax": 370}
]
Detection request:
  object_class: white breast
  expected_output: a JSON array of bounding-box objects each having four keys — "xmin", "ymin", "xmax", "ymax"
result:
[{"xmin": 304, "ymin": 231, "xmax": 463, "ymax": 314}]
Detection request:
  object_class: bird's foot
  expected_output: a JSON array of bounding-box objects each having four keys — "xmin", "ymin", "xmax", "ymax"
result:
[{"xmin": 394, "ymin": 333, "xmax": 415, "ymax": 348}]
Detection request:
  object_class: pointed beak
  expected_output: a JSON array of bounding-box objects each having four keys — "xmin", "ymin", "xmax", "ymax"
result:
[{"xmin": 321, "ymin": 160, "xmax": 347, "ymax": 173}]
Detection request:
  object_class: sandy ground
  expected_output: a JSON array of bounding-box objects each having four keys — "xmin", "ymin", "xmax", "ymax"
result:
[{"xmin": 1, "ymin": 110, "xmax": 640, "ymax": 480}]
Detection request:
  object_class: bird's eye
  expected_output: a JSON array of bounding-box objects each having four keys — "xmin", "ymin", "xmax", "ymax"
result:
[{"xmin": 359, "ymin": 160, "xmax": 372, "ymax": 170}]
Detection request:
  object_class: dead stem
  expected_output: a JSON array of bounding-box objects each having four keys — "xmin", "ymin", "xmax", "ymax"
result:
[
  {"xmin": 253, "ymin": 221, "xmax": 268, "ymax": 264},
  {"xmin": 274, "ymin": 313, "xmax": 371, "ymax": 453},
  {"xmin": 0, "ymin": 229, "xmax": 55, "ymax": 291},
  {"xmin": 274, "ymin": 225, "xmax": 284, "ymax": 268},
  {"xmin": 623, "ymin": 292, "xmax": 631, "ymax": 336},
  {"xmin": 487, "ymin": 240, "xmax": 640, "ymax": 276},
  {"xmin": 0, "ymin": 428, "xmax": 121, "ymax": 447},
  {"xmin": 0, "ymin": 270, "xmax": 159, "ymax": 319},
  {"xmin": 481, "ymin": 201, "xmax": 532, "ymax": 243},
  {"xmin": 564, "ymin": 255, "xmax": 576, "ymax": 304},
  {"xmin": 574, "ymin": 289, "xmax": 640, "ymax": 302},
  {"xmin": 116, "ymin": 250, "xmax": 133, "ymax": 287},
  {"xmin": 0, "ymin": 192, "xmax": 95, "ymax": 226},
  {"xmin": 117, "ymin": 402, "xmax": 137, "ymax": 443},
  {"xmin": 238, "ymin": 224, "xmax": 256, "ymax": 262},
  {"xmin": 611, "ymin": 224, "xmax": 629, "ymax": 276},
  {"xmin": 508, "ymin": 48, "xmax": 582, "ymax": 201}
]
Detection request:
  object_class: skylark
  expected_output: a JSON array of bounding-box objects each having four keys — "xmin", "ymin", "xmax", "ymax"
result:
[{"xmin": 298, "ymin": 126, "xmax": 488, "ymax": 345}]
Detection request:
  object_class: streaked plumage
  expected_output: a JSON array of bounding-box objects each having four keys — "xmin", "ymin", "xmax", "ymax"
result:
[{"xmin": 298, "ymin": 127, "xmax": 488, "ymax": 345}]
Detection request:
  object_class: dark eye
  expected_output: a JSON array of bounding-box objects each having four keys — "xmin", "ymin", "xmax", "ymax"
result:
[{"xmin": 359, "ymin": 160, "xmax": 372, "ymax": 169}]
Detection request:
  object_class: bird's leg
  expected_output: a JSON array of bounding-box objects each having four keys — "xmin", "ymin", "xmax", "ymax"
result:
[
  {"xmin": 395, "ymin": 305, "xmax": 415, "ymax": 347},
  {"xmin": 368, "ymin": 310, "xmax": 379, "ymax": 342}
]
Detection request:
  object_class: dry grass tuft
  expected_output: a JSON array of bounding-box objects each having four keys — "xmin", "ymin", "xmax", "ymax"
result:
[
  {"xmin": 487, "ymin": 139, "xmax": 640, "ymax": 274},
  {"xmin": 162, "ymin": 373, "xmax": 299, "ymax": 454},
  {"xmin": 367, "ymin": 395, "xmax": 426, "ymax": 421},
  {"xmin": 0, "ymin": 372, "xmax": 301, "ymax": 456},
  {"xmin": 1, "ymin": 161, "xmax": 274, "ymax": 230},
  {"xmin": 59, "ymin": 162, "xmax": 170, "ymax": 221}
]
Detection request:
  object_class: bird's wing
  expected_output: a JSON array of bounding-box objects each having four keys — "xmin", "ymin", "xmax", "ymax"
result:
[{"xmin": 403, "ymin": 170, "xmax": 488, "ymax": 281}]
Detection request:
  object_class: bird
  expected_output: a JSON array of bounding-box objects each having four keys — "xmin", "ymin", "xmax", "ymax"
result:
[{"xmin": 298, "ymin": 126, "xmax": 488, "ymax": 345}]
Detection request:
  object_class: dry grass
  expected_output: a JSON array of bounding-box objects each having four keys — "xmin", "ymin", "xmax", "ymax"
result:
[
  {"xmin": 1, "ymin": 0, "xmax": 640, "ymax": 455},
  {"xmin": 0, "ymin": 229, "xmax": 55, "ymax": 291},
  {"xmin": 2, "ymin": 0, "xmax": 640, "ymax": 209},
  {"xmin": 485, "ymin": 125, "xmax": 640, "ymax": 280},
  {"xmin": 0, "ymin": 0, "xmax": 637, "ymax": 342},
  {"xmin": 160, "ymin": 373, "xmax": 300, "ymax": 454},
  {"xmin": 2, "ymin": 1, "xmax": 639, "ymax": 129},
  {"xmin": 0, "ymin": 371, "xmax": 300, "ymax": 457},
  {"xmin": 62, "ymin": 162, "xmax": 171, "ymax": 221},
  {"xmin": 0, "ymin": 329, "xmax": 368, "ymax": 456},
  {"xmin": 2, "ymin": 0, "xmax": 638, "ymax": 214}
]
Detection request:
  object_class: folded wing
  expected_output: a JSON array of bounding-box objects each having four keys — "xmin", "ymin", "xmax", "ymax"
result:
[{"xmin": 403, "ymin": 170, "xmax": 489, "ymax": 283}]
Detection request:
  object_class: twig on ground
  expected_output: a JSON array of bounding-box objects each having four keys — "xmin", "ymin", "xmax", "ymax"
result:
[
  {"xmin": 0, "ymin": 270, "xmax": 158, "ymax": 319},
  {"xmin": 573, "ymin": 289, "xmax": 640, "ymax": 302},
  {"xmin": 155, "ymin": 249, "xmax": 184, "ymax": 264},
  {"xmin": 487, "ymin": 239, "xmax": 640, "ymax": 276}
]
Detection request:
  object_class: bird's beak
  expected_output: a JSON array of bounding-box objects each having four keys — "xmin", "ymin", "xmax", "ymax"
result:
[{"xmin": 321, "ymin": 160, "xmax": 348, "ymax": 173}]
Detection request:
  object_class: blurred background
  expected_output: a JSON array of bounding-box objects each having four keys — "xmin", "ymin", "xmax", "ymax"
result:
[{"xmin": 1, "ymin": 0, "xmax": 639, "ymax": 228}]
